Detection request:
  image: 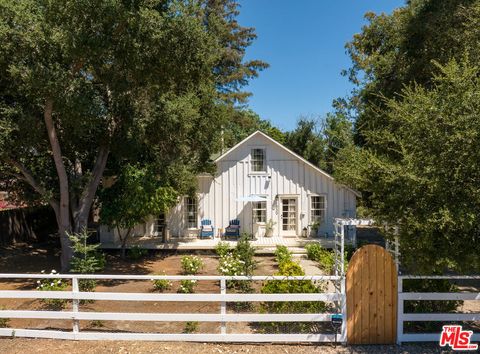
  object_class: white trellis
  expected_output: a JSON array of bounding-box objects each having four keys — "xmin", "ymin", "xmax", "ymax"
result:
[{"xmin": 332, "ymin": 218, "xmax": 375, "ymax": 278}]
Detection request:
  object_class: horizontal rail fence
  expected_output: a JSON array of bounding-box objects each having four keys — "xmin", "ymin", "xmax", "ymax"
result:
[
  {"xmin": 0, "ymin": 274, "xmax": 346, "ymax": 343},
  {"xmin": 397, "ymin": 275, "xmax": 480, "ymax": 344}
]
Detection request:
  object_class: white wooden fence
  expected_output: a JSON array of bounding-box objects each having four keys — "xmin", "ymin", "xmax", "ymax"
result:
[
  {"xmin": 397, "ymin": 275, "xmax": 480, "ymax": 344},
  {"xmin": 0, "ymin": 273, "xmax": 346, "ymax": 343}
]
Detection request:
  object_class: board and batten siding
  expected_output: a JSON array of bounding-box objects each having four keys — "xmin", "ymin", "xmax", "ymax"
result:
[
  {"xmin": 168, "ymin": 133, "xmax": 357, "ymax": 238},
  {"xmin": 100, "ymin": 131, "xmax": 357, "ymax": 243}
]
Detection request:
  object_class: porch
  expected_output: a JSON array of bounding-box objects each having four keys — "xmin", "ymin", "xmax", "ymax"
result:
[{"xmin": 100, "ymin": 235, "xmax": 345, "ymax": 253}]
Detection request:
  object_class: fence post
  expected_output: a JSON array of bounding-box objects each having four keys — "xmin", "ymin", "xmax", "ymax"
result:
[
  {"xmin": 72, "ymin": 276, "xmax": 80, "ymax": 337},
  {"xmin": 396, "ymin": 276, "xmax": 403, "ymax": 345},
  {"xmin": 340, "ymin": 276, "xmax": 347, "ymax": 344},
  {"xmin": 220, "ymin": 278, "xmax": 226, "ymax": 335}
]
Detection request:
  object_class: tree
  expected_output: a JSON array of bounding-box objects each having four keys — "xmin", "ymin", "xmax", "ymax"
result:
[
  {"xmin": 335, "ymin": 60, "xmax": 480, "ymax": 273},
  {"xmin": 345, "ymin": 0, "xmax": 480, "ymax": 145},
  {"xmin": 0, "ymin": 0, "xmax": 267, "ymax": 269},
  {"xmin": 284, "ymin": 118, "xmax": 326, "ymax": 170},
  {"xmin": 222, "ymin": 109, "xmax": 285, "ymax": 148},
  {"xmin": 99, "ymin": 165, "xmax": 178, "ymax": 259}
]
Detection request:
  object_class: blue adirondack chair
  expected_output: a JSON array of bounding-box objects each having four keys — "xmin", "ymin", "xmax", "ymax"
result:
[
  {"xmin": 200, "ymin": 219, "xmax": 214, "ymax": 239},
  {"xmin": 224, "ymin": 219, "xmax": 240, "ymax": 238}
]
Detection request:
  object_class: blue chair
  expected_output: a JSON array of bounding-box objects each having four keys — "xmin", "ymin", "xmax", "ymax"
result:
[
  {"xmin": 225, "ymin": 219, "xmax": 240, "ymax": 238},
  {"xmin": 200, "ymin": 219, "xmax": 214, "ymax": 239}
]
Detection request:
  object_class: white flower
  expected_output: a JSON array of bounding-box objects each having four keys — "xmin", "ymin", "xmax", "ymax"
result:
[
  {"xmin": 36, "ymin": 280, "xmax": 41, "ymax": 284},
  {"xmin": 51, "ymin": 270, "xmax": 57, "ymax": 274},
  {"xmin": 41, "ymin": 270, "xmax": 45, "ymax": 274},
  {"xmin": 50, "ymin": 283, "xmax": 54, "ymax": 286},
  {"xmin": 57, "ymin": 280, "xmax": 62, "ymax": 285}
]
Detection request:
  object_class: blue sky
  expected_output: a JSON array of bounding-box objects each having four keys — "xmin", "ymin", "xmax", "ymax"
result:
[{"xmin": 238, "ymin": 0, "xmax": 404, "ymax": 131}]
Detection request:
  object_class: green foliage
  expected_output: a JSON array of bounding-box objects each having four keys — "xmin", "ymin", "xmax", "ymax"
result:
[
  {"xmin": 233, "ymin": 234, "xmax": 257, "ymax": 276},
  {"xmin": 217, "ymin": 235, "xmax": 256, "ymax": 292},
  {"xmin": 215, "ymin": 241, "xmax": 231, "ymax": 258},
  {"xmin": 278, "ymin": 260, "xmax": 304, "ymax": 276},
  {"xmin": 0, "ymin": 0, "xmax": 267, "ymax": 266},
  {"xmin": 336, "ymin": 59, "xmax": 480, "ymax": 273},
  {"xmin": 223, "ymin": 109, "xmax": 284, "ymax": 148},
  {"xmin": 403, "ymin": 279, "xmax": 461, "ymax": 332},
  {"xmin": 36, "ymin": 270, "xmax": 68, "ymax": 309},
  {"xmin": 305, "ymin": 243, "xmax": 334, "ymax": 274},
  {"xmin": 89, "ymin": 320, "xmax": 105, "ymax": 328},
  {"xmin": 183, "ymin": 321, "xmax": 199, "ymax": 333},
  {"xmin": 0, "ymin": 306, "xmax": 9, "ymax": 328},
  {"xmin": 99, "ymin": 165, "xmax": 178, "ymax": 257},
  {"xmin": 68, "ymin": 229, "xmax": 106, "ymax": 294},
  {"xmin": 128, "ymin": 246, "xmax": 148, "ymax": 261},
  {"xmin": 260, "ymin": 258, "xmax": 326, "ymax": 333},
  {"xmin": 151, "ymin": 273, "xmax": 172, "ymax": 292},
  {"xmin": 178, "ymin": 280, "xmax": 197, "ymax": 294},
  {"xmin": 218, "ymin": 252, "xmax": 245, "ymax": 276},
  {"xmin": 274, "ymin": 245, "xmax": 292, "ymax": 266},
  {"xmin": 180, "ymin": 255, "xmax": 204, "ymax": 275}
]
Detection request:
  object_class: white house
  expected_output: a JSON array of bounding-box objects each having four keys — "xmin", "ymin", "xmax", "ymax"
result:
[{"xmin": 99, "ymin": 131, "xmax": 359, "ymax": 247}]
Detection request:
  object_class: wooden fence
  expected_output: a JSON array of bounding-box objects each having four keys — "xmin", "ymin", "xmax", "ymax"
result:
[{"xmin": 0, "ymin": 273, "xmax": 346, "ymax": 342}]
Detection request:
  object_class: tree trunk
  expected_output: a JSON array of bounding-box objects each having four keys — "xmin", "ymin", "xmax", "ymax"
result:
[
  {"xmin": 43, "ymin": 98, "xmax": 73, "ymax": 271},
  {"xmin": 119, "ymin": 228, "xmax": 132, "ymax": 260}
]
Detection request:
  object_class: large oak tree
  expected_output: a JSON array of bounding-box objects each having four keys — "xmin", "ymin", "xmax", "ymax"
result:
[{"xmin": 0, "ymin": 0, "xmax": 267, "ymax": 269}]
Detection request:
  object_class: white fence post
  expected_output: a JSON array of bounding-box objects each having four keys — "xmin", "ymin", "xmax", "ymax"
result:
[
  {"xmin": 72, "ymin": 276, "xmax": 80, "ymax": 337},
  {"xmin": 220, "ymin": 278, "xmax": 226, "ymax": 335},
  {"xmin": 397, "ymin": 276, "xmax": 403, "ymax": 345}
]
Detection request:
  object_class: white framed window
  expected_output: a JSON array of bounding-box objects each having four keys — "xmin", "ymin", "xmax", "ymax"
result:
[
  {"xmin": 251, "ymin": 148, "xmax": 266, "ymax": 172},
  {"xmin": 184, "ymin": 196, "xmax": 197, "ymax": 229},
  {"xmin": 252, "ymin": 201, "xmax": 266, "ymax": 223},
  {"xmin": 310, "ymin": 195, "xmax": 326, "ymax": 224},
  {"xmin": 154, "ymin": 213, "xmax": 165, "ymax": 235}
]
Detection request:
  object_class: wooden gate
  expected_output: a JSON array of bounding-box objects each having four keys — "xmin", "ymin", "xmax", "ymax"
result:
[{"xmin": 346, "ymin": 244, "xmax": 397, "ymax": 344}]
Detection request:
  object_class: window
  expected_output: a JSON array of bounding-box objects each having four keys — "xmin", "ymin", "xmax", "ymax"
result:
[
  {"xmin": 185, "ymin": 197, "xmax": 197, "ymax": 228},
  {"xmin": 252, "ymin": 201, "xmax": 266, "ymax": 223},
  {"xmin": 154, "ymin": 213, "xmax": 165, "ymax": 235},
  {"xmin": 311, "ymin": 196, "xmax": 326, "ymax": 224},
  {"xmin": 251, "ymin": 148, "xmax": 266, "ymax": 172}
]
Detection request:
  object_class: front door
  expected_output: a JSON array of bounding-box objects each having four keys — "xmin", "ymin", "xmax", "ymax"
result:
[{"xmin": 280, "ymin": 197, "xmax": 297, "ymax": 236}]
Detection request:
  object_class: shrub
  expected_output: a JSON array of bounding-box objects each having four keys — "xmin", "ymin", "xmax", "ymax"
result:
[
  {"xmin": 218, "ymin": 252, "xmax": 245, "ymax": 276},
  {"xmin": 403, "ymin": 279, "xmax": 461, "ymax": 332},
  {"xmin": 305, "ymin": 243, "xmax": 322, "ymax": 261},
  {"xmin": 305, "ymin": 243, "xmax": 335, "ymax": 274},
  {"xmin": 181, "ymin": 255, "xmax": 204, "ymax": 275},
  {"xmin": 36, "ymin": 270, "xmax": 68, "ymax": 309},
  {"xmin": 0, "ymin": 306, "xmax": 9, "ymax": 328},
  {"xmin": 68, "ymin": 229, "xmax": 106, "ymax": 295},
  {"xmin": 178, "ymin": 279, "xmax": 197, "ymax": 293},
  {"xmin": 215, "ymin": 242, "xmax": 231, "ymax": 258},
  {"xmin": 274, "ymin": 245, "xmax": 292, "ymax": 266},
  {"xmin": 90, "ymin": 320, "xmax": 105, "ymax": 328},
  {"xmin": 234, "ymin": 234, "xmax": 256, "ymax": 276},
  {"xmin": 260, "ymin": 260, "xmax": 326, "ymax": 333},
  {"xmin": 278, "ymin": 260, "xmax": 304, "ymax": 276},
  {"xmin": 184, "ymin": 321, "xmax": 199, "ymax": 333},
  {"xmin": 152, "ymin": 273, "xmax": 172, "ymax": 292},
  {"xmin": 128, "ymin": 246, "xmax": 148, "ymax": 260}
]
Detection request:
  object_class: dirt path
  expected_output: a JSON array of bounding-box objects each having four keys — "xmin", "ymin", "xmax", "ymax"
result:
[{"xmin": 0, "ymin": 338, "xmax": 446, "ymax": 353}]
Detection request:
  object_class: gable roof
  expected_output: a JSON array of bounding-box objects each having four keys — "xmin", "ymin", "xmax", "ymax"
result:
[{"xmin": 215, "ymin": 130, "xmax": 361, "ymax": 197}]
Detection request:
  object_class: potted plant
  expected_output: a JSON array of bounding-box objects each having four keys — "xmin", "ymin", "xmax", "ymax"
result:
[
  {"xmin": 310, "ymin": 222, "xmax": 320, "ymax": 237},
  {"xmin": 265, "ymin": 219, "xmax": 276, "ymax": 237}
]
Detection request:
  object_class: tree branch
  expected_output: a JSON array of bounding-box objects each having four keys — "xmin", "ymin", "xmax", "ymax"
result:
[
  {"xmin": 73, "ymin": 144, "xmax": 110, "ymax": 229},
  {"xmin": 5, "ymin": 158, "xmax": 60, "ymax": 218}
]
